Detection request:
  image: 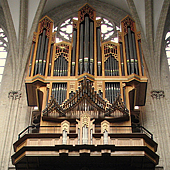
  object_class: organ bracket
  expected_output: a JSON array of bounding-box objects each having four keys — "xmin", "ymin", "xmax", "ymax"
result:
[
  {"xmin": 151, "ymin": 90, "xmax": 165, "ymax": 99},
  {"xmin": 8, "ymin": 90, "xmax": 22, "ymax": 100}
]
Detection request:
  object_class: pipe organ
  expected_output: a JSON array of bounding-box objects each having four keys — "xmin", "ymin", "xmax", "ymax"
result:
[
  {"xmin": 25, "ymin": 3, "xmax": 147, "ymax": 127},
  {"xmin": 12, "ymin": 4, "xmax": 159, "ymax": 170}
]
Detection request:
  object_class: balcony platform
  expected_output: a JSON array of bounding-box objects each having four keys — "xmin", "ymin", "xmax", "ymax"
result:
[{"xmin": 12, "ymin": 132, "xmax": 158, "ymax": 170}]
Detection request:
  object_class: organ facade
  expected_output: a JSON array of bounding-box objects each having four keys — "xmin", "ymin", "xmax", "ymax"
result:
[{"xmin": 12, "ymin": 4, "xmax": 159, "ymax": 170}]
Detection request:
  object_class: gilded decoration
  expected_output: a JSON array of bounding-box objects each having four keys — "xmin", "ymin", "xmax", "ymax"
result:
[
  {"xmin": 55, "ymin": 43, "xmax": 70, "ymax": 61},
  {"xmin": 51, "ymin": 32, "xmax": 56, "ymax": 44},
  {"xmin": 79, "ymin": 4, "xmax": 95, "ymax": 23},
  {"xmin": 96, "ymin": 19, "xmax": 101, "ymax": 27},
  {"xmin": 121, "ymin": 16, "xmax": 135, "ymax": 35},
  {"xmin": 137, "ymin": 32, "xmax": 141, "ymax": 40},
  {"xmin": 118, "ymin": 31, "xmax": 122, "ymax": 42},
  {"xmin": 39, "ymin": 16, "xmax": 53, "ymax": 38},
  {"xmin": 104, "ymin": 43, "xmax": 118, "ymax": 62},
  {"xmin": 73, "ymin": 20, "xmax": 78, "ymax": 29},
  {"xmin": 33, "ymin": 32, "xmax": 37, "ymax": 42}
]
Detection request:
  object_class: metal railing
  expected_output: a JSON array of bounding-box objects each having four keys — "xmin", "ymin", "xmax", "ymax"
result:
[{"xmin": 18, "ymin": 125, "xmax": 153, "ymax": 140}]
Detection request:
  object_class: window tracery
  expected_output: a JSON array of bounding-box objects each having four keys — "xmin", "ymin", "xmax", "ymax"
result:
[
  {"xmin": 0, "ymin": 28, "xmax": 8, "ymax": 87},
  {"xmin": 54, "ymin": 17, "xmax": 119, "ymax": 43},
  {"xmin": 165, "ymin": 31, "xmax": 170, "ymax": 70}
]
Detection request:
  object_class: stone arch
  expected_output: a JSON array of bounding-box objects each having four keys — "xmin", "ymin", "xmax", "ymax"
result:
[
  {"xmin": 43, "ymin": 0, "xmax": 129, "ymax": 29},
  {"xmin": 0, "ymin": 7, "xmax": 8, "ymax": 37}
]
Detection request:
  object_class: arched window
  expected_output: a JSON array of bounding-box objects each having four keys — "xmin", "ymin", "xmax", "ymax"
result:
[
  {"xmin": 165, "ymin": 31, "xmax": 170, "ymax": 70},
  {"xmin": 54, "ymin": 17, "xmax": 120, "ymax": 43},
  {"xmin": 0, "ymin": 28, "xmax": 8, "ymax": 87}
]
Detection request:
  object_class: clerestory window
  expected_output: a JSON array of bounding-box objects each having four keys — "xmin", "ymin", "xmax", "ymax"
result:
[
  {"xmin": 165, "ymin": 31, "xmax": 170, "ymax": 70},
  {"xmin": 54, "ymin": 17, "xmax": 120, "ymax": 43},
  {"xmin": 0, "ymin": 28, "xmax": 8, "ymax": 88}
]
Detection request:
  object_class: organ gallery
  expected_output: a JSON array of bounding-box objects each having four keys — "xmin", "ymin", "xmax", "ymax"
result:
[{"xmin": 12, "ymin": 4, "xmax": 159, "ymax": 170}]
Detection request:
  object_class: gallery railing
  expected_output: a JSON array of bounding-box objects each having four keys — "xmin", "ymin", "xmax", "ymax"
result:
[{"xmin": 18, "ymin": 125, "xmax": 153, "ymax": 140}]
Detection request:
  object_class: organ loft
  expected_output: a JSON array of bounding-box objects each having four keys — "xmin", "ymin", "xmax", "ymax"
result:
[{"xmin": 12, "ymin": 4, "xmax": 159, "ymax": 170}]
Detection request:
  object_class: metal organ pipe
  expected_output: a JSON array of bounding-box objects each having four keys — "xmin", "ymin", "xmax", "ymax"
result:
[
  {"xmin": 29, "ymin": 43, "xmax": 35, "ymax": 76},
  {"xmin": 34, "ymin": 34, "xmax": 42, "ymax": 75},
  {"xmin": 105, "ymin": 83, "xmax": 120, "ymax": 103},
  {"xmin": 42, "ymin": 37, "xmax": 49, "ymax": 75},
  {"xmin": 52, "ymin": 83, "xmax": 67, "ymax": 105},
  {"xmin": 89, "ymin": 21, "xmax": 94, "ymax": 75},
  {"xmin": 120, "ymin": 43, "xmax": 125, "ymax": 76},
  {"xmin": 105, "ymin": 55, "xmax": 119, "ymax": 76},
  {"xmin": 48, "ymin": 44, "xmax": 53, "ymax": 76},
  {"xmin": 125, "ymin": 35, "xmax": 131, "ymax": 75},
  {"xmin": 53, "ymin": 54, "xmax": 68, "ymax": 76},
  {"xmin": 71, "ymin": 29, "xmax": 77, "ymax": 76},
  {"xmin": 127, "ymin": 27, "xmax": 134, "ymax": 74},
  {"xmin": 125, "ymin": 27, "xmax": 139, "ymax": 75},
  {"xmin": 97, "ymin": 27, "xmax": 102, "ymax": 76},
  {"xmin": 79, "ymin": 23, "xmax": 84, "ymax": 75},
  {"xmin": 132, "ymin": 33, "xmax": 138, "ymax": 74},
  {"xmin": 84, "ymin": 16, "xmax": 89, "ymax": 73},
  {"xmin": 39, "ymin": 29, "xmax": 46, "ymax": 74}
]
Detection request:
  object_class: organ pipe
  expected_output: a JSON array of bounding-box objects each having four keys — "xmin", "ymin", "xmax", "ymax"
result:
[
  {"xmin": 125, "ymin": 35, "xmax": 131, "ymax": 75},
  {"xmin": 89, "ymin": 21, "xmax": 94, "ymax": 75},
  {"xmin": 27, "ymin": 11, "xmax": 147, "ymax": 125},
  {"xmin": 79, "ymin": 23, "xmax": 84, "ymax": 75},
  {"xmin": 38, "ymin": 29, "xmax": 46, "ymax": 74},
  {"xmin": 42, "ymin": 36, "xmax": 49, "ymax": 75},
  {"xmin": 52, "ymin": 83, "xmax": 67, "ymax": 105},
  {"xmin": 105, "ymin": 55, "xmax": 119, "ymax": 76},
  {"xmin": 48, "ymin": 44, "xmax": 53, "ymax": 76},
  {"xmin": 84, "ymin": 16, "xmax": 89, "ymax": 73},
  {"xmin": 105, "ymin": 83, "xmax": 120, "ymax": 103},
  {"xmin": 132, "ymin": 33, "xmax": 138, "ymax": 74},
  {"xmin": 119, "ymin": 43, "xmax": 125, "ymax": 76},
  {"xmin": 97, "ymin": 27, "xmax": 102, "ymax": 76},
  {"xmin": 71, "ymin": 29, "xmax": 77, "ymax": 76},
  {"xmin": 53, "ymin": 54, "xmax": 68, "ymax": 76},
  {"xmin": 29, "ymin": 43, "xmax": 35, "ymax": 76},
  {"xmin": 34, "ymin": 34, "xmax": 42, "ymax": 75},
  {"xmin": 127, "ymin": 27, "xmax": 135, "ymax": 74}
]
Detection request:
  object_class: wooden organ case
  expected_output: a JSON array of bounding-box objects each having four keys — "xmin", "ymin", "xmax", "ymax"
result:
[{"xmin": 12, "ymin": 4, "xmax": 159, "ymax": 170}]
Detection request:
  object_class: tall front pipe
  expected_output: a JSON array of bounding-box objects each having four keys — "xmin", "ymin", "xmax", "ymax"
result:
[
  {"xmin": 132, "ymin": 33, "xmax": 138, "ymax": 74},
  {"xmin": 79, "ymin": 23, "xmax": 84, "ymax": 75},
  {"xmin": 48, "ymin": 44, "xmax": 53, "ymax": 76},
  {"xmin": 42, "ymin": 37, "xmax": 49, "ymax": 75},
  {"xmin": 97, "ymin": 27, "xmax": 101, "ymax": 76},
  {"xmin": 34, "ymin": 34, "xmax": 42, "ymax": 75},
  {"xmin": 72, "ymin": 29, "xmax": 77, "ymax": 76},
  {"xmin": 125, "ymin": 35, "xmax": 131, "ymax": 75},
  {"xmin": 127, "ymin": 27, "xmax": 134, "ymax": 74},
  {"xmin": 39, "ymin": 29, "xmax": 46, "ymax": 74},
  {"xmin": 89, "ymin": 21, "xmax": 94, "ymax": 75},
  {"xmin": 84, "ymin": 16, "xmax": 89, "ymax": 73},
  {"xmin": 29, "ymin": 43, "xmax": 35, "ymax": 76}
]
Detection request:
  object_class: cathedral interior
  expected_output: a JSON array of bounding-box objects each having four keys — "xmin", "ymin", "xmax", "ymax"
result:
[{"xmin": 0, "ymin": 0, "xmax": 170, "ymax": 170}]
